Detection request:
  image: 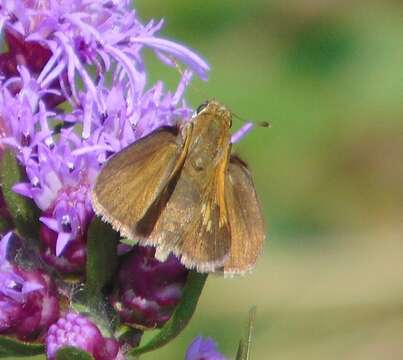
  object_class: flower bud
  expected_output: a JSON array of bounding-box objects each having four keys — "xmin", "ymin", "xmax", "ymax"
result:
[
  {"xmin": 45, "ymin": 313, "xmax": 124, "ymax": 360},
  {"xmin": 39, "ymin": 212, "xmax": 88, "ymax": 274},
  {"xmin": 38, "ymin": 184, "xmax": 93, "ymax": 274},
  {"xmin": 0, "ymin": 233, "xmax": 60, "ymax": 340},
  {"xmin": 110, "ymin": 245, "xmax": 188, "ymax": 329}
]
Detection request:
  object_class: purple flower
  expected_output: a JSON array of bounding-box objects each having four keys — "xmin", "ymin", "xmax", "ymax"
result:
[
  {"xmin": 46, "ymin": 312, "xmax": 124, "ymax": 360},
  {"xmin": 110, "ymin": 245, "xmax": 188, "ymax": 329},
  {"xmin": 185, "ymin": 336, "xmax": 228, "ymax": 360},
  {"xmin": 13, "ymin": 137, "xmax": 98, "ymax": 273},
  {"xmin": 0, "ymin": 85, "xmax": 54, "ymax": 163},
  {"xmin": 0, "ymin": 0, "xmax": 208, "ymax": 112},
  {"xmin": 0, "ymin": 232, "xmax": 60, "ymax": 340}
]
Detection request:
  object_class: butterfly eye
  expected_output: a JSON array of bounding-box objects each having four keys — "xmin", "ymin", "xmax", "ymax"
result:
[{"xmin": 196, "ymin": 101, "xmax": 209, "ymax": 114}]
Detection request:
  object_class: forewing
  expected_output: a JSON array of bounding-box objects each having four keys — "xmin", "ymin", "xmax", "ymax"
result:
[
  {"xmin": 223, "ymin": 156, "xmax": 265, "ymax": 275},
  {"xmin": 140, "ymin": 150, "xmax": 231, "ymax": 272},
  {"xmin": 92, "ymin": 127, "xmax": 185, "ymax": 240}
]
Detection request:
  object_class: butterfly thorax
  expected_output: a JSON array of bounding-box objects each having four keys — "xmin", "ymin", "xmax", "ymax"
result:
[
  {"xmin": 177, "ymin": 101, "xmax": 232, "ymax": 233},
  {"xmin": 185, "ymin": 101, "xmax": 232, "ymax": 173}
]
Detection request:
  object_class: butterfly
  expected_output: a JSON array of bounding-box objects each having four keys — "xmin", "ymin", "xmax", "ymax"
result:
[{"xmin": 92, "ymin": 100, "xmax": 265, "ymax": 275}]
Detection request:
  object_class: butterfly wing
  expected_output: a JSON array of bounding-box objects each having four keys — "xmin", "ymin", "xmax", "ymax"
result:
[
  {"xmin": 223, "ymin": 156, "xmax": 265, "ymax": 275},
  {"xmin": 92, "ymin": 126, "xmax": 189, "ymax": 240},
  {"xmin": 139, "ymin": 145, "xmax": 232, "ymax": 272}
]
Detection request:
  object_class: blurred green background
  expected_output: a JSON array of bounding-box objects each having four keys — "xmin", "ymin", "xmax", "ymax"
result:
[{"xmin": 137, "ymin": 1, "xmax": 403, "ymax": 359}]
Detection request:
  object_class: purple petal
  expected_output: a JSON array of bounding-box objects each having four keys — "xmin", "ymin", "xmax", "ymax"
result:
[
  {"xmin": 0, "ymin": 233, "xmax": 13, "ymax": 264},
  {"xmin": 22, "ymin": 281, "xmax": 43, "ymax": 294},
  {"xmin": 185, "ymin": 336, "xmax": 228, "ymax": 360},
  {"xmin": 56, "ymin": 232, "xmax": 72, "ymax": 257},
  {"xmin": 40, "ymin": 217, "xmax": 59, "ymax": 232},
  {"xmin": 104, "ymin": 44, "xmax": 146, "ymax": 98},
  {"xmin": 132, "ymin": 37, "xmax": 209, "ymax": 80},
  {"xmin": 71, "ymin": 144, "xmax": 111, "ymax": 156},
  {"xmin": 231, "ymin": 122, "xmax": 253, "ymax": 144},
  {"xmin": 172, "ymin": 70, "xmax": 193, "ymax": 105},
  {"xmin": 12, "ymin": 183, "xmax": 34, "ymax": 198}
]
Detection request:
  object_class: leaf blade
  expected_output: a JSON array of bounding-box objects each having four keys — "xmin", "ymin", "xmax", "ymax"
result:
[
  {"xmin": 236, "ymin": 306, "xmax": 257, "ymax": 360},
  {"xmin": 56, "ymin": 347, "xmax": 94, "ymax": 360},
  {"xmin": 0, "ymin": 336, "xmax": 44, "ymax": 357},
  {"xmin": 0, "ymin": 150, "xmax": 40, "ymax": 243}
]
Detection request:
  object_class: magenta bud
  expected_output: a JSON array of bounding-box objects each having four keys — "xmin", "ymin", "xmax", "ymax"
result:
[
  {"xmin": 45, "ymin": 313, "xmax": 124, "ymax": 360},
  {"xmin": 110, "ymin": 245, "xmax": 188, "ymax": 329},
  {"xmin": 0, "ymin": 233, "xmax": 60, "ymax": 340},
  {"xmin": 39, "ymin": 220, "xmax": 87, "ymax": 274}
]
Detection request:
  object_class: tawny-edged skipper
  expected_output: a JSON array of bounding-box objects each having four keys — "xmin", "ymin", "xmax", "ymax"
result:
[{"xmin": 92, "ymin": 101, "xmax": 265, "ymax": 275}]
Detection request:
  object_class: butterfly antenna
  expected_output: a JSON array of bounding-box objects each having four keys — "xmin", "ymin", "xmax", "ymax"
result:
[
  {"xmin": 231, "ymin": 111, "xmax": 270, "ymax": 144},
  {"xmin": 232, "ymin": 111, "xmax": 271, "ymax": 128},
  {"xmin": 169, "ymin": 55, "xmax": 210, "ymax": 103}
]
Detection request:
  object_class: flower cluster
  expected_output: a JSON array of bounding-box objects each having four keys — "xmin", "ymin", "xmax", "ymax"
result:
[
  {"xmin": 0, "ymin": 0, "xmax": 220, "ymax": 358},
  {"xmin": 0, "ymin": 0, "xmax": 208, "ymax": 276}
]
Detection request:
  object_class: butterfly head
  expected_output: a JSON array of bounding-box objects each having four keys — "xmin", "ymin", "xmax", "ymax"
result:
[{"xmin": 194, "ymin": 100, "xmax": 232, "ymax": 129}]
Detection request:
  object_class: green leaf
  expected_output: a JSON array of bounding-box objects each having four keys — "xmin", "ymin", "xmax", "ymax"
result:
[
  {"xmin": 0, "ymin": 216, "xmax": 12, "ymax": 234},
  {"xmin": 85, "ymin": 217, "xmax": 118, "ymax": 301},
  {"xmin": 56, "ymin": 347, "xmax": 94, "ymax": 360},
  {"xmin": 236, "ymin": 307, "xmax": 257, "ymax": 360},
  {"xmin": 2, "ymin": 356, "xmax": 44, "ymax": 360},
  {"xmin": 130, "ymin": 271, "xmax": 208, "ymax": 356},
  {"xmin": 0, "ymin": 336, "xmax": 44, "ymax": 357},
  {"xmin": 0, "ymin": 150, "xmax": 40, "ymax": 243}
]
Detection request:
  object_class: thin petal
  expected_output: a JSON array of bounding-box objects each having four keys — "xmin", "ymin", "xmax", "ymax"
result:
[
  {"xmin": 132, "ymin": 37, "xmax": 210, "ymax": 80},
  {"xmin": 0, "ymin": 233, "xmax": 13, "ymax": 264},
  {"xmin": 231, "ymin": 122, "xmax": 253, "ymax": 144},
  {"xmin": 40, "ymin": 217, "xmax": 59, "ymax": 232},
  {"xmin": 56, "ymin": 232, "xmax": 72, "ymax": 257},
  {"xmin": 22, "ymin": 281, "xmax": 43, "ymax": 294},
  {"xmin": 12, "ymin": 183, "xmax": 34, "ymax": 198}
]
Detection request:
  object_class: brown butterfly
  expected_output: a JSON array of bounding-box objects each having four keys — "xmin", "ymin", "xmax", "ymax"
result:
[{"xmin": 92, "ymin": 100, "xmax": 265, "ymax": 275}]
